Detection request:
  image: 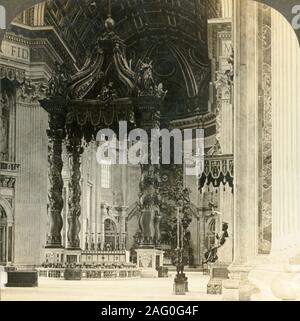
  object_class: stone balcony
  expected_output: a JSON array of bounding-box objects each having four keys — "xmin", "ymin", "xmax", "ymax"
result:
[{"xmin": 0, "ymin": 161, "xmax": 21, "ymax": 189}]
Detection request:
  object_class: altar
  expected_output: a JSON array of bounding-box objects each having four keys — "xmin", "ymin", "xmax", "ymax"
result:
[{"xmin": 39, "ymin": 4, "xmax": 165, "ymax": 275}]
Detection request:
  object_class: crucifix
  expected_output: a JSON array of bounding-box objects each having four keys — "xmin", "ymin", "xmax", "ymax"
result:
[{"xmin": 108, "ymin": 0, "xmax": 112, "ymax": 17}]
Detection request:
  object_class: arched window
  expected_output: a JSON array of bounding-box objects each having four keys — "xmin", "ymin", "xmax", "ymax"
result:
[
  {"xmin": 0, "ymin": 204, "xmax": 13, "ymax": 265},
  {"xmin": 104, "ymin": 219, "xmax": 118, "ymax": 250},
  {"xmin": 0, "ymin": 206, "xmax": 7, "ymax": 264}
]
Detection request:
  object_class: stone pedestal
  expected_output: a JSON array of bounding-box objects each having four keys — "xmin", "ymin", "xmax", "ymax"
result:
[
  {"xmin": 222, "ymin": 264, "xmax": 259, "ymax": 301},
  {"xmin": 44, "ymin": 248, "xmax": 82, "ymax": 264},
  {"xmin": 268, "ymin": 254, "xmax": 300, "ymax": 301},
  {"xmin": 173, "ymin": 273, "xmax": 187, "ymax": 295},
  {"xmin": 6, "ymin": 271, "xmax": 38, "ymax": 287},
  {"xmin": 64, "ymin": 249, "xmax": 82, "ymax": 264},
  {"xmin": 135, "ymin": 248, "xmax": 164, "ymax": 278},
  {"xmin": 207, "ymin": 262, "xmax": 229, "ymax": 295},
  {"xmin": 44, "ymin": 248, "xmax": 65, "ymax": 264},
  {"xmin": 0, "ymin": 266, "xmax": 7, "ymax": 288}
]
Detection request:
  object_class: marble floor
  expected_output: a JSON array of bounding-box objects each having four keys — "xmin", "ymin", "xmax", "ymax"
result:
[{"xmin": 0, "ymin": 272, "xmax": 222, "ymax": 301}]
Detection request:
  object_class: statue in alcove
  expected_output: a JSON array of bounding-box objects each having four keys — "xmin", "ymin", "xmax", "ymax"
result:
[{"xmin": 0, "ymin": 93, "xmax": 9, "ymax": 161}]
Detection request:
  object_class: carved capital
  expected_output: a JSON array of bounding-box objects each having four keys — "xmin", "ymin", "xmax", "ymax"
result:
[{"xmin": 17, "ymin": 80, "xmax": 48, "ymax": 104}]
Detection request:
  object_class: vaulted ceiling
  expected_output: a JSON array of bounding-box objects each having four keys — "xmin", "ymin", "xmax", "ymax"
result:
[
  {"xmin": 41, "ymin": 0, "xmax": 212, "ymax": 68},
  {"xmin": 40, "ymin": 0, "xmax": 213, "ymax": 117}
]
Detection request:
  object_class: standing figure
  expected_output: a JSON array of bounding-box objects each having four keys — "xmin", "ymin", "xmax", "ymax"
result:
[
  {"xmin": 203, "ymin": 222, "xmax": 229, "ymax": 264},
  {"xmin": 137, "ymin": 58, "xmax": 155, "ymax": 95},
  {"xmin": 0, "ymin": 94, "xmax": 9, "ymax": 161},
  {"xmin": 47, "ymin": 62, "xmax": 70, "ymax": 97}
]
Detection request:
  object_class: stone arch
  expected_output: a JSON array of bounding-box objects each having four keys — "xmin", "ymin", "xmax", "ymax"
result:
[
  {"xmin": 103, "ymin": 218, "xmax": 118, "ymax": 250},
  {"xmin": 0, "ymin": 197, "xmax": 13, "ymax": 264},
  {"xmin": 0, "ymin": 197, "xmax": 13, "ymax": 223},
  {"xmin": 0, "ymin": 0, "xmax": 299, "ymax": 48},
  {"xmin": 142, "ymin": 42, "xmax": 199, "ymax": 98}
]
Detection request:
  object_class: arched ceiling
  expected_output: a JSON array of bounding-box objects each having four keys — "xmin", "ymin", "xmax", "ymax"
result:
[
  {"xmin": 0, "ymin": 0, "xmax": 298, "ymax": 119},
  {"xmin": 0, "ymin": 0, "xmax": 300, "ymax": 48}
]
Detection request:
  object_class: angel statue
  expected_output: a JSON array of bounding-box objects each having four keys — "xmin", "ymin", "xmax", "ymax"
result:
[
  {"xmin": 47, "ymin": 61, "xmax": 70, "ymax": 97},
  {"xmin": 0, "ymin": 94, "xmax": 9, "ymax": 161},
  {"xmin": 156, "ymin": 83, "xmax": 168, "ymax": 100},
  {"xmin": 137, "ymin": 58, "xmax": 155, "ymax": 95}
]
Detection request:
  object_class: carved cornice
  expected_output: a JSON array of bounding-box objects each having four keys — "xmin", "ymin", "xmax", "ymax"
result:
[
  {"xmin": 170, "ymin": 113, "xmax": 216, "ymax": 129},
  {"xmin": 0, "ymin": 64, "xmax": 25, "ymax": 84},
  {"xmin": 7, "ymin": 24, "xmax": 78, "ymax": 73}
]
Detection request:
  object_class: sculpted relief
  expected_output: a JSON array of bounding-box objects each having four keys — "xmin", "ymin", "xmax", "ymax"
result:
[{"xmin": 0, "ymin": 92, "xmax": 9, "ymax": 161}]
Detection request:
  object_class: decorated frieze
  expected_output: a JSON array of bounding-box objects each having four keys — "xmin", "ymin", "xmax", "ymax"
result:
[{"xmin": 199, "ymin": 155, "xmax": 234, "ymax": 193}]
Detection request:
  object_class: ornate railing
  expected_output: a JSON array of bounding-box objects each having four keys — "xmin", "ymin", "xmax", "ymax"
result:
[
  {"xmin": 37, "ymin": 267, "xmax": 141, "ymax": 279},
  {"xmin": 81, "ymin": 250, "xmax": 130, "ymax": 264},
  {"xmin": 0, "ymin": 162, "xmax": 20, "ymax": 172}
]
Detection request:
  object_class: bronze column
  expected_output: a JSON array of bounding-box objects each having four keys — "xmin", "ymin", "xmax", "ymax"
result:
[
  {"xmin": 66, "ymin": 134, "xmax": 83, "ymax": 250},
  {"xmin": 136, "ymin": 96, "xmax": 162, "ymax": 248},
  {"xmin": 46, "ymin": 113, "xmax": 65, "ymax": 248}
]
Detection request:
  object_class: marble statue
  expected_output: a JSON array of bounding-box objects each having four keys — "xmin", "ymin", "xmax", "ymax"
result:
[{"xmin": 0, "ymin": 94, "xmax": 9, "ymax": 161}]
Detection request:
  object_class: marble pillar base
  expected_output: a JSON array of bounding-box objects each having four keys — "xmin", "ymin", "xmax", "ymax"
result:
[
  {"xmin": 222, "ymin": 264, "xmax": 260, "ymax": 301},
  {"xmin": 270, "ymin": 255, "xmax": 300, "ymax": 300},
  {"xmin": 135, "ymin": 248, "xmax": 164, "ymax": 278},
  {"xmin": 207, "ymin": 262, "xmax": 229, "ymax": 295},
  {"xmin": 0, "ymin": 266, "xmax": 7, "ymax": 288},
  {"xmin": 6, "ymin": 271, "xmax": 38, "ymax": 287},
  {"xmin": 246, "ymin": 252, "xmax": 300, "ymax": 301},
  {"xmin": 44, "ymin": 248, "xmax": 65, "ymax": 264},
  {"xmin": 64, "ymin": 249, "xmax": 82, "ymax": 264},
  {"xmin": 44, "ymin": 248, "xmax": 82, "ymax": 264},
  {"xmin": 173, "ymin": 274, "xmax": 187, "ymax": 295}
]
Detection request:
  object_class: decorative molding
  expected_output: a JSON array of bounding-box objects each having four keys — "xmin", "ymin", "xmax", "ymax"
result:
[
  {"xmin": 0, "ymin": 64, "xmax": 25, "ymax": 84},
  {"xmin": 16, "ymin": 80, "xmax": 48, "ymax": 103},
  {"xmin": 199, "ymin": 155, "xmax": 234, "ymax": 193},
  {"xmin": 0, "ymin": 176, "xmax": 16, "ymax": 188}
]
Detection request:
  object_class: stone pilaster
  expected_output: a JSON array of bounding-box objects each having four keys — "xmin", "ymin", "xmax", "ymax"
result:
[{"xmin": 222, "ymin": 0, "xmax": 260, "ymax": 300}]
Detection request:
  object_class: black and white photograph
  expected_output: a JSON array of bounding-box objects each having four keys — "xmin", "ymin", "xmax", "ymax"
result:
[{"xmin": 0, "ymin": 0, "xmax": 299, "ymax": 303}]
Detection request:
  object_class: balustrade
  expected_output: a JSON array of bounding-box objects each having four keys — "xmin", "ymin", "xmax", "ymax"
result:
[{"xmin": 37, "ymin": 267, "xmax": 141, "ymax": 279}]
